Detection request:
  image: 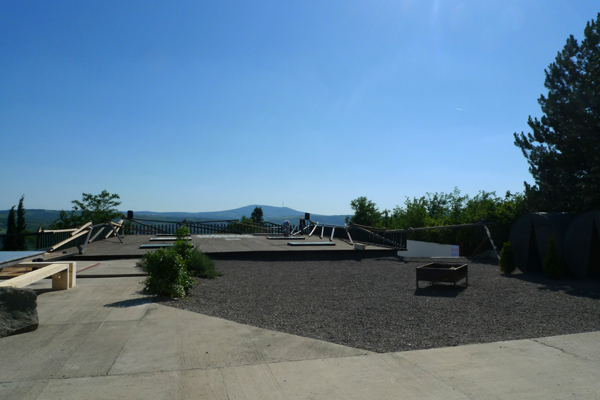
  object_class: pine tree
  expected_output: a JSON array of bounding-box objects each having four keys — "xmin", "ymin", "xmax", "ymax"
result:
[{"xmin": 514, "ymin": 13, "xmax": 600, "ymax": 212}]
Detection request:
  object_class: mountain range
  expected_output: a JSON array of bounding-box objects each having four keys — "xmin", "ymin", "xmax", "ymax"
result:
[{"xmin": 129, "ymin": 205, "xmax": 349, "ymax": 225}]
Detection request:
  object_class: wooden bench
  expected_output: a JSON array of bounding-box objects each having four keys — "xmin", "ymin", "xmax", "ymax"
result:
[{"xmin": 0, "ymin": 262, "xmax": 76, "ymax": 290}]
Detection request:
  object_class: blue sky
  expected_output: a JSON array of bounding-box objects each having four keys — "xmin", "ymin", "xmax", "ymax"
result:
[{"xmin": 1, "ymin": 1, "xmax": 598, "ymax": 215}]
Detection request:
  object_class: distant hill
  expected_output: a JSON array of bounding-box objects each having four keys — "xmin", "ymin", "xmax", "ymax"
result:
[
  {"xmin": 0, "ymin": 209, "xmax": 62, "ymax": 233},
  {"xmin": 0, "ymin": 206, "xmax": 350, "ymax": 232}
]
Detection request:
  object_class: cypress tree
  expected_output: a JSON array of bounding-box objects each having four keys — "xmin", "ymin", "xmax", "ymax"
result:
[
  {"xmin": 3, "ymin": 206, "xmax": 17, "ymax": 251},
  {"xmin": 16, "ymin": 195, "xmax": 26, "ymax": 250}
]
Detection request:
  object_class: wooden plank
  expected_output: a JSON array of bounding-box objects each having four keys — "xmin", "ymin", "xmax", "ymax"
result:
[
  {"xmin": 90, "ymin": 224, "xmax": 108, "ymax": 243},
  {"xmin": 39, "ymin": 229, "xmax": 77, "ymax": 234},
  {"xmin": 105, "ymin": 220, "xmax": 124, "ymax": 239},
  {"xmin": 28, "ymin": 262, "xmax": 76, "ymax": 288},
  {"xmin": 49, "ymin": 230, "xmax": 90, "ymax": 252},
  {"xmin": 149, "ymin": 237, "xmax": 192, "ymax": 241},
  {"xmin": 346, "ymin": 227, "xmax": 354, "ymax": 245},
  {"xmin": 79, "ymin": 227, "xmax": 95, "ymax": 254},
  {"xmin": 309, "ymin": 223, "xmax": 319, "ymax": 237},
  {"xmin": 71, "ymin": 222, "xmax": 92, "ymax": 237},
  {"xmin": 0, "ymin": 263, "xmax": 75, "ymax": 290},
  {"xmin": 287, "ymin": 242, "xmax": 336, "ymax": 246}
]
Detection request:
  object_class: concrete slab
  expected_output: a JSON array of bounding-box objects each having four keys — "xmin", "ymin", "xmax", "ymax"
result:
[
  {"xmin": 35, "ymin": 278, "xmax": 151, "ymax": 324},
  {"xmin": 32, "ymin": 372, "xmax": 178, "ymax": 400},
  {"xmin": 21, "ymin": 367, "xmax": 288, "ymax": 400},
  {"xmin": 269, "ymin": 353, "xmax": 469, "ymax": 400},
  {"xmin": 0, "ymin": 278, "xmax": 152, "ymax": 384},
  {"xmin": 396, "ymin": 338, "xmax": 600, "ymax": 399},
  {"xmin": 0, "ymin": 380, "xmax": 49, "ymax": 400},
  {"xmin": 109, "ymin": 304, "xmax": 371, "ymax": 376},
  {"xmin": 534, "ymin": 331, "xmax": 600, "ymax": 363}
]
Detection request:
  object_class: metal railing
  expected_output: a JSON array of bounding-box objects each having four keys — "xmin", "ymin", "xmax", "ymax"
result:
[{"xmin": 123, "ymin": 217, "xmax": 284, "ymax": 236}]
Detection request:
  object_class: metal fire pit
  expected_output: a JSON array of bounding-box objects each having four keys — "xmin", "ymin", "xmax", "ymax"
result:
[{"xmin": 416, "ymin": 263, "xmax": 468, "ymax": 289}]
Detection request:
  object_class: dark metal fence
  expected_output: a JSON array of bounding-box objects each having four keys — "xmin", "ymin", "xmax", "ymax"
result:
[
  {"xmin": 0, "ymin": 231, "xmax": 74, "ymax": 251},
  {"xmin": 123, "ymin": 218, "xmax": 284, "ymax": 236},
  {"xmin": 307, "ymin": 224, "xmax": 406, "ymax": 250}
]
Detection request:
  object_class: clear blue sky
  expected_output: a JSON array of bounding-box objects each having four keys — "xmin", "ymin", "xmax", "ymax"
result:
[{"xmin": 1, "ymin": 1, "xmax": 597, "ymax": 215}]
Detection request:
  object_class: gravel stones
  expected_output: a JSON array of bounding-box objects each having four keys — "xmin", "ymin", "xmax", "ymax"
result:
[{"xmin": 162, "ymin": 257, "xmax": 600, "ymax": 353}]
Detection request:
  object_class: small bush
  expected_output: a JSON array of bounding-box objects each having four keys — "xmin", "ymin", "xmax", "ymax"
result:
[
  {"xmin": 172, "ymin": 225, "xmax": 193, "ymax": 263},
  {"xmin": 498, "ymin": 241, "xmax": 516, "ymax": 274},
  {"xmin": 187, "ymin": 246, "xmax": 222, "ymax": 279},
  {"xmin": 543, "ymin": 237, "xmax": 562, "ymax": 279},
  {"xmin": 137, "ymin": 248, "xmax": 195, "ymax": 298},
  {"xmin": 175, "ymin": 226, "xmax": 190, "ymax": 239}
]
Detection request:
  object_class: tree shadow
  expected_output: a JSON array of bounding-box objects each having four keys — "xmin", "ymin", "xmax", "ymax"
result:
[
  {"xmin": 32, "ymin": 288, "xmax": 57, "ymax": 296},
  {"xmin": 509, "ymin": 272, "xmax": 600, "ymax": 300},
  {"xmin": 414, "ymin": 284, "xmax": 467, "ymax": 298},
  {"xmin": 104, "ymin": 297, "xmax": 155, "ymax": 308}
]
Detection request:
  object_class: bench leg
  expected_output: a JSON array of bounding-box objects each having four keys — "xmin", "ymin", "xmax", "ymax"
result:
[
  {"xmin": 52, "ymin": 269, "xmax": 70, "ymax": 290},
  {"xmin": 69, "ymin": 262, "xmax": 76, "ymax": 288}
]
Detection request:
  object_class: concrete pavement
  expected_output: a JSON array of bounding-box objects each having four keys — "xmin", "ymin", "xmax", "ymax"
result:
[{"xmin": 1, "ymin": 260, "xmax": 599, "ymax": 399}]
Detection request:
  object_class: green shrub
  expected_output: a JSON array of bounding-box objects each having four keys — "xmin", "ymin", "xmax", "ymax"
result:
[
  {"xmin": 543, "ymin": 237, "xmax": 562, "ymax": 279},
  {"xmin": 187, "ymin": 246, "xmax": 222, "ymax": 279},
  {"xmin": 172, "ymin": 225, "xmax": 193, "ymax": 263},
  {"xmin": 175, "ymin": 226, "xmax": 190, "ymax": 239},
  {"xmin": 173, "ymin": 239, "xmax": 193, "ymax": 262},
  {"xmin": 137, "ymin": 248, "xmax": 195, "ymax": 298},
  {"xmin": 498, "ymin": 241, "xmax": 516, "ymax": 274}
]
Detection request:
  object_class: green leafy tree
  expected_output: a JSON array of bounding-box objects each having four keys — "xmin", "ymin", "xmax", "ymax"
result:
[
  {"xmin": 250, "ymin": 206, "xmax": 265, "ymax": 225},
  {"xmin": 50, "ymin": 210, "xmax": 82, "ymax": 229},
  {"xmin": 387, "ymin": 188, "xmax": 526, "ymax": 255},
  {"xmin": 514, "ymin": 13, "xmax": 600, "ymax": 213},
  {"xmin": 346, "ymin": 196, "xmax": 381, "ymax": 226},
  {"xmin": 16, "ymin": 195, "xmax": 27, "ymax": 250},
  {"xmin": 51, "ymin": 190, "xmax": 121, "ymax": 228},
  {"xmin": 2, "ymin": 206, "xmax": 17, "ymax": 250}
]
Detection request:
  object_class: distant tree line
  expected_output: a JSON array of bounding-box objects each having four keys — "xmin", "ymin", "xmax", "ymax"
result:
[{"xmin": 346, "ymin": 189, "xmax": 527, "ymax": 255}]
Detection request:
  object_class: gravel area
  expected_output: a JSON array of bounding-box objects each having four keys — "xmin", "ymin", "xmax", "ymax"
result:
[{"xmin": 162, "ymin": 257, "xmax": 600, "ymax": 353}]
